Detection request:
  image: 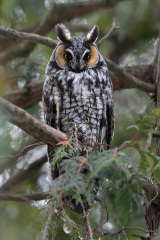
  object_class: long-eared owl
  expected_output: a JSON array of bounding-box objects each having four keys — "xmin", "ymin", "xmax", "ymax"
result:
[{"xmin": 43, "ymin": 24, "xmax": 114, "ymax": 179}]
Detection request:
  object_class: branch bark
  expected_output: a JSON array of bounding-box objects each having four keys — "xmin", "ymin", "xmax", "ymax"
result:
[
  {"xmin": 106, "ymin": 58, "xmax": 155, "ymax": 93},
  {"xmin": 0, "ymin": 97, "xmax": 68, "ymax": 146},
  {"xmin": 3, "ymin": 79, "xmax": 44, "ymax": 109},
  {"xmin": 0, "ymin": 139, "xmax": 41, "ymax": 173},
  {"xmin": 0, "ymin": 20, "xmax": 155, "ymax": 100},
  {"xmin": 0, "ymin": 191, "xmax": 50, "ymax": 202},
  {"xmin": 0, "ymin": 26, "xmax": 57, "ymax": 48},
  {"xmin": 143, "ymin": 181, "xmax": 160, "ymax": 207}
]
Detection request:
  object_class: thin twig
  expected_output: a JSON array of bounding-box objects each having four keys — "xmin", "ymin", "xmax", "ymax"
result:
[
  {"xmin": 0, "ymin": 142, "xmax": 44, "ymax": 161},
  {"xmin": 145, "ymin": 133, "xmax": 152, "ymax": 151},
  {"xmin": 147, "ymin": 179, "xmax": 159, "ymax": 207},
  {"xmin": 83, "ymin": 206, "xmax": 93, "ymax": 240},
  {"xmin": 77, "ymin": 157, "xmax": 86, "ymax": 175},
  {"xmin": 42, "ymin": 203, "xmax": 55, "ymax": 240},
  {"xmin": 52, "ymin": 208, "xmax": 62, "ymax": 240},
  {"xmin": 0, "ymin": 155, "xmax": 47, "ymax": 191},
  {"xmin": 143, "ymin": 181, "xmax": 160, "ymax": 206},
  {"xmin": 98, "ymin": 19, "xmax": 119, "ymax": 47},
  {"xmin": 133, "ymin": 234, "xmax": 150, "ymax": 240},
  {"xmin": 111, "ymin": 226, "xmax": 157, "ymax": 237},
  {"xmin": 118, "ymin": 234, "xmax": 121, "ymax": 240},
  {"xmin": 105, "ymin": 58, "xmax": 155, "ymax": 93},
  {"xmin": 122, "ymin": 228, "xmax": 129, "ymax": 240}
]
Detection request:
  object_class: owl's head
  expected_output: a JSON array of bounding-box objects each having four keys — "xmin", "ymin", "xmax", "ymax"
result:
[{"xmin": 54, "ymin": 24, "xmax": 99, "ymax": 73}]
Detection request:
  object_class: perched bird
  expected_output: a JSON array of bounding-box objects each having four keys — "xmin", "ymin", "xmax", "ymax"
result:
[{"xmin": 43, "ymin": 24, "xmax": 114, "ymax": 180}]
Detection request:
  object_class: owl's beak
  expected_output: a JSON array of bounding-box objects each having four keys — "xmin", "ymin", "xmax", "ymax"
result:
[{"xmin": 70, "ymin": 58, "xmax": 86, "ymax": 73}]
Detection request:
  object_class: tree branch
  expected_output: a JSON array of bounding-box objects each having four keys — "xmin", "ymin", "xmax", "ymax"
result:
[
  {"xmin": 0, "ymin": 142, "xmax": 44, "ymax": 162},
  {"xmin": 0, "ymin": 139, "xmax": 40, "ymax": 173},
  {"xmin": 0, "ymin": 26, "xmax": 57, "ymax": 48},
  {"xmin": 98, "ymin": 19, "xmax": 119, "ymax": 47},
  {"xmin": 3, "ymin": 79, "xmax": 44, "ymax": 109},
  {"xmin": 106, "ymin": 58, "xmax": 155, "ymax": 93},
  {"xmin": 0, "ymin": 97, "xmax": 68, "ymax": 146},
  {"xmin": 0, "ymin": 42, "xmax": 36, "ymax": 63},
  {"xmin": 0, "ymin": 191, "xmax": 50, "ymax": 202},
  {"xmin": 111, "ymin": 226, "xmax": 153, "ymax": 238},
  {"xmin": 143, "ymin": 181, "xmax": 160, "ymax": 206},
  {"xmin": 0, "ymin": 0, "xmax": 127, "ymax": 63},
  {"xmin": 0, "ymin": 154, "xmax": 47, "ymax": 191}
]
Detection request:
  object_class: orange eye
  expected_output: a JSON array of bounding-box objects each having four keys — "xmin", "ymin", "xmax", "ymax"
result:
[
  {"xmin": 56, "ymin": 45, "xmax": 68, "ymax": 68},
  {"xmin": 83, "ymin": 53, "xmax": 90, "ymax": 61},
  {"xmin": 64, "ymin": 52, "xmax": 72, "ymax": 61},
  {"xmin": 87, "ymin": 46, "xmax": 98, "ymax": 67}
]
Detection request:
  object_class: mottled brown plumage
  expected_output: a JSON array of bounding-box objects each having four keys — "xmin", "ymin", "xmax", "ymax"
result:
[{"xmin": 43, "ymin": 24, "xmax": 114, "ymax": 180}]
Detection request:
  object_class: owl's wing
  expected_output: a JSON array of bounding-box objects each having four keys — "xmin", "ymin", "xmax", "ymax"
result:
[
  {"xmin": 43, "ymin": 93, "xmax": 58, "ymax": 129},
  {"xmin": 106, "ymin": 99, "xmax": 114, "ymax": 149},
  {"xmin": 100, "ymin": 98, "xmax": 114, "ymax": 150},
  {"xmin": 43, "ymin": 75, "xmax": 61, "ymax": 179},
  {"xmin": 43, "ymin": 76, "xmax": 60, "ymax": 129}
]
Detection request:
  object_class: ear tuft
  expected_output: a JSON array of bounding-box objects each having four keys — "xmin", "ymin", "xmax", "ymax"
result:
[
  {"xmin": 85, "ymin": 25, "xmax": 99, "ymax": 43},
  {"xmin": 55, "ymin": 24, "xmax": 71, "ymax": 42}
]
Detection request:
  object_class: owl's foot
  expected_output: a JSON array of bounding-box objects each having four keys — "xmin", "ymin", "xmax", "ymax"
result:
[
  {"xmin": 77, "ymin": 157, "xmax": 86, "ymax": 175},
  {"xmin": 56, "ymin": 140, "xmax": 72, "ymax": 148}
]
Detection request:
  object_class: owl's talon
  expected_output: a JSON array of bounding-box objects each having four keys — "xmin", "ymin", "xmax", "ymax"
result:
[
  {"xmin": 77, "ymin": 157, "xmax": 86, "ymax": 175},
  {"xmin": 56, "ymin": 140, "xmax": 72, "ymax": 148}
]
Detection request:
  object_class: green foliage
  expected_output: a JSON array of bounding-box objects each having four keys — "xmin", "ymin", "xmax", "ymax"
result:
[
  {"xmin": 38, "ymin": 148, "xmax": 143, "ymax": 239},
  {"xmin": 137, "ymin": 108, "xmax": 160, "ymax": 134},
  {"xmin": 88, "ymin": 149, "xmax": 143, "ymax": 225},
  {"xmin": 37, "ymin": 109, "xmax": 160, "ymax": 239}
]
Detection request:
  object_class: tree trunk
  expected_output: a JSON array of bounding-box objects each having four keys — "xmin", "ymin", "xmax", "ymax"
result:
[{"xmin": 145, "ymin": 34, "xmax": 160, "ymax": 240}]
